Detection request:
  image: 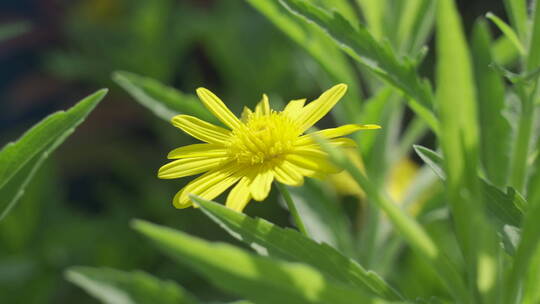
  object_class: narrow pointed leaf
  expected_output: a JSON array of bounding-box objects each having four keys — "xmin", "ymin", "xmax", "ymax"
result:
[
  {"xmin": 436, "ymin": 2, "xmax": 500, "ymax": 301},
  {"xmin": 278, "ymin": 0, "xmax": 439, "ymax": 134},
  {"xmin": 66, "ymin": 266, "xmax": 198, "ymax": 304},
  {"xmin": 315, "ymin": 137, "xmax": 468, "ymax": 302},
  {"xmin": 486, "ymin": 12, "xmax": 526, "ymax": 55},
  {"xmin": 502, "ymin": 0, "xmax": 527, "ymax": 41},
  {"xmin": 471, "ymin": 19, "xmax": 512, "ymax": 187},
  {"xmin": 0, "ymin": 89, "xmax": 107, "ymax": 221},
  {"xmin": 244, "ymin": 0, "xmax": 362, "ymax": 123},
  {"xmin": 113, "ymin": 71, "xmax": 215, "ymax": 123},
  {"xmin": 191, "ymin": 196, "xmax": 403, "ymax": 301},
  {"xmin": 414, "ymin": 145, "xmax": 524, "ymax": 251},
  {"xmin": 527, "ymin": 0, "xmax": 540, "ymax": 70},
  {"xmin": 132, "ymin": 220, "xmax": 390, "ymax": 304}
]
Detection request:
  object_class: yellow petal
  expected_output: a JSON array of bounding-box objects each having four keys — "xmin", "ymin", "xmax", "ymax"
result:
[
  {"xmin": 295, "ymin": 124, "xmax": 379, "ymax": 146},
  {"xmin": 283, "ymin": 99, "xmax": 306, "ymax": 120},
  {"xmin": 226, "ymin": 177, "xmax": 252, "ymax": 212},
  {"xmin": 241, "ymin": 106, "xmax": 253, "ymax": 122},
  {"xmin": 254, "ymin": 94, "xmax": 270, "ymax": 116},
  {"xmin": 174, "ymin": 163, "xmax": 242, "ymax": 208},
  {"xmin": 296, "ymin": 84, "xmax": 348, "ymax": 132},
  {"xmin": 329, "ymin": 137, "xmax": 357, "ymax": 148},
  {"xmin": 250, "ymin": 169, "xmax": 274, "ymax": 201},
  {"xmin": 273, "ymin": 160, "xmax": 304, "ymax": 186},
  {"xmin": 196, "ymin": 88, "xmax": 242, "ymax": 130},
  {"xmin": 292, "ymin": 146, "xmax": 327, "ymax": 158},
  {"xmin": 286, "ymin": 153, "xmax": 340, "ymax": 174},
  {"xmin": 158, "ymin": 157, "xmax": 229, "ymax": 179},
  {"xmin": 171, "ymin": 115, "xmax": 231, "ymax": 144},
  {"xmin": 167, "ymin": 143, "xmax": 228, "ymax": 159}
]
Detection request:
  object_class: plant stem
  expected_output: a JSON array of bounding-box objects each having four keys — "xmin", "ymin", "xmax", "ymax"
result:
[
  {"xmin": 510, "ymin": 84, "xmax": 537, "ymax": 193},
  {"xmin": 276, "ymin": 182, "xmax": 309, "ymax": 237}
]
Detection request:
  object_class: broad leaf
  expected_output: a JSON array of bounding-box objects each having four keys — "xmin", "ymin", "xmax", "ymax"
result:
[
  {"xmin": 190, "ymin": 196, "xmax": 402, "ymax": 301},
  {"xmin": 502, "ymin": 0, "xmax": 527, "ymax": 42},
  {"xmin": 132, "ymin": 220, "xmax": 388, "ymax": 304},
  {"xmin": 113, "ymin": 71, "xmax": 215, "ymax": 123},
  {"xmin": 66, "ymin": 266, "xmax": 198, "ymax": 304},
  {"xmin": 0, "ymin": 89, "xmax": 107, "ymax": 221},
  {"xmin": 278, "ymin": 0, "xmax": 439, "ymax": 133}
]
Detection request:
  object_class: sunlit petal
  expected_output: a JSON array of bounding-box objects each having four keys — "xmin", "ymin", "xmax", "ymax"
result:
[
  {"xmin": 196, "ymin": 88, "xmax": 242, "ymax": 130},
  {"xmin": 171, "ymin": 115, "xmax": 231, "ymax": 144}
]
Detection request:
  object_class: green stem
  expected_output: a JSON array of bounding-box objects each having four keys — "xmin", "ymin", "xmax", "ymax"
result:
[
  {"xmin": 276, "ymin": 182, "xmax": 309, "ymax": 237},
  {"xmin": 510, "ymin": 84, "xmax": 537, "ymax": 193}
]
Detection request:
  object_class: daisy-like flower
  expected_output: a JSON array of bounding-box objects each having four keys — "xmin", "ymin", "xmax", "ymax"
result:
[{"xmin": 158, "ymin": 84, "xmax": 380, "ymax": 212}]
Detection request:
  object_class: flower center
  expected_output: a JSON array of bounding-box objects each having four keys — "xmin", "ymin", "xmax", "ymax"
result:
[{"xmin": 228, "ymin": 111, "xmax": 301, "ymax": 165}]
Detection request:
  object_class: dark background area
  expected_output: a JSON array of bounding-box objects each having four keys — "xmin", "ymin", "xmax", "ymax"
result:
[{"xmin": 0, "ymin": 0, "xmax": 509, "ymax": 303}]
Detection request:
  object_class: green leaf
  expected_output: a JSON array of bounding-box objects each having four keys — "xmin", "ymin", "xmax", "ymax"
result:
[
  {"xmin": 190, "ymin": 196, "xmax": 403, "ymax": 301},
  {"xmin": 396, "ymin": 0, "xmax": 436, "ymax": 54},
  {"xmin": 436, "ymin": 3, "xmax": 501, "ymax": 301},
  {"xmin": 522, "ymin": 245, "xmax": 540, "ymax": 304},
  {"xmin": 244, "ymin": 0, "xmax": 363, "ymax": 124},
  {"xmin": 66, "ymin": 266, "xmax": 198, "ymax": 304},
  {"xmin": 485, "ymin": 12, "xmax": 526, "ymax": 56},
  {"xmin": 278, "ymin": 0, "xmax": 439, "ymax": 134},
  {"xmin": 504, "ymin": 194, "xmax": 540, "ymax": 302},
  {"xmin": 0, "ymin": 89, "xmax": 107, "ymax": 221},
  {"xmin": 492, "ymin": 36, "xmax": 520, "ymax": 66},
  {"xmin": 413, "ymin": 145, "xmax": 524, "ymax": 251},
  {"xmin": 355, "ymin": 0, "xmax": 387, "ymax": 40},
  {"xmin": 502, "ymin": 0, "xmax": 528, "ymax": 42},
  {"xmin": 287, "ymin": 179, "xmax": 355, "ymax": 256},
  {"xmin": 112, "ymin": 71, "xmax": 216, "ymax": 123},
  {"xmin": 471, "ymin": 19, "xmax": 512, "ymax": 187},
  {"xmin": 527, "ymin": 0, "xmax": 540, "ymax": 71},
  {"xmin": 413, "ymin": 145, "xmax": 446, "ymax": 180},
  {"xmin": 132, "ymin": 220, "xmax": 389, "ymax": 304},
  {"xmin": 314, "ymin": 137, "xmax": 467, "ymax": 302}
]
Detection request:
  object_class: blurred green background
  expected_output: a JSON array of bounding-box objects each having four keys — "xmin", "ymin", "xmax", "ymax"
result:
[{"xmin": 0, "ymin": 0, "xmax": 507, "ymax": 302}]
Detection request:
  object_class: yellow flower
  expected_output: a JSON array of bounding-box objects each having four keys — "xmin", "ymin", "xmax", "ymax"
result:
[{"xmin": 158, "ymin": 84, "xmax": 380, "ymax": 212}]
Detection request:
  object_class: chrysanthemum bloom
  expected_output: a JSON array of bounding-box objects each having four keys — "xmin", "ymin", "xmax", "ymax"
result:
[{"xmin": 158, "ymin": 84, "xmax": 380, "ymax": 212}]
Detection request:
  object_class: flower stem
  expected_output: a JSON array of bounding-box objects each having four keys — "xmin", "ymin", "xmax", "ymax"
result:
[
  {"xmin": 275, "ymin": 182, "xmax": 309, "ymax": 237},
  {"xmin": 510, "ymin": 83, "xmax": 537, "ymax": 193}
]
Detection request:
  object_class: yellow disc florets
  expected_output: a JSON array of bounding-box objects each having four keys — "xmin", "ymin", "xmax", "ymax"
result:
[{"xmin": 228, "ymin": 111, "xmax": 301, "ymax": 165}]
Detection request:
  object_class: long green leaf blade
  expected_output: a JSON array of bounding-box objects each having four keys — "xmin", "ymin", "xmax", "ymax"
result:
[
  {"xmin": 244, "ymin": 0, "xmax": 362, "ymax": 123},
  {"xmin": 278, "ymin": 0, "xmax": 439, "ymax": 134},
  {"xmin": 191, "ymin": 196, "xmax": 403, "ymax": 301},
  {"xmin": 66, "ymin": 266, "xmax": 198, "ymax": 304},
  {"xmin": 131, "ymin": 220, "xmax": 390, "ymax": 304},
  {"xmin": 0, "ymin": 89, "xmax": 107, "ymax": 220},
  {"xmin": 414, "ymin": 145, "xmax": 524, "ymax": 229},
  {"xmin": 486, "ymin": 12, "xmax": 526, "ymax": 56},
  {"xmin": 113, "ymin": 71, "xmax": 215, "ymax": 123},
  {"xmin": 471, "ymin": 19, "xmax": 512, "ymax": 187},
  {"xmin": 503, "ymin": 0, "xmax": 528, "ymax": 42},
  {"xmin": 315, "ymin": 138, "xmax": 468, "ymax": 302},
  {"xmin": 527, "ymin": 0, "xmax": 540, "ymax": 70}
]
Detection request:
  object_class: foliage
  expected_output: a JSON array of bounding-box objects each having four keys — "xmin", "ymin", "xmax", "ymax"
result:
[{"xmin": 3, "ymin": 0, "xmax": 540, "ymax": 303}]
